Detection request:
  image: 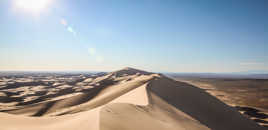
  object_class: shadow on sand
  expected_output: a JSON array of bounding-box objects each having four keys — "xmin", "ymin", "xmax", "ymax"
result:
[{"xmin": 147, "ymin": 77, "xmax": 266, "ymax": 130}]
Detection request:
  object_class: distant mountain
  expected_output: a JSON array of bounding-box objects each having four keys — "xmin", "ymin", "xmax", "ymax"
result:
[{"xmin": 235, "ymin": 70, "xmax": 268, "ymax": 74}]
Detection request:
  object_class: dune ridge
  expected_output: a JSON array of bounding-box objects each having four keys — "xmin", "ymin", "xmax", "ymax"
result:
[{"xmin": 0, "ymin": 67, "xmax": 266, "ymax": 130}]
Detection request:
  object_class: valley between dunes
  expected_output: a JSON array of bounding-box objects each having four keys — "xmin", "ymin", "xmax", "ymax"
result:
[{"xmin": 0, "ymin": 67, "xmax": 266, "ymax": 130}]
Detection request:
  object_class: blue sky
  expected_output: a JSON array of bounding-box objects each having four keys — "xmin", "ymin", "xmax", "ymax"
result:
[{"xmin": 0, "ymin": 0, "xmax": 267, "ymax": 72}]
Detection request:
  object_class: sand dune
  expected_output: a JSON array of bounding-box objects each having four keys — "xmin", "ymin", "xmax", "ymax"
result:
[
  {"xmin": 148, "ymin": 76, "xmax": 264, "ymax": 130},
  {"xmin": 0, "ymin": 67, "xmax": 266, "ymax": 130}
]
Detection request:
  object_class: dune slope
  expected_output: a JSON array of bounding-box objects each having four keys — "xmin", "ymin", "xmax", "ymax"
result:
[{"xmin": 0, "ymin": 67, "xmax": 266, "ymax": 130}]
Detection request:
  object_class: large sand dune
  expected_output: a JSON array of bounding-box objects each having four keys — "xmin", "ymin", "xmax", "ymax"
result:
[{"xmin": 0, "ymin": 67, "xmax": 266, "ymax": 130}]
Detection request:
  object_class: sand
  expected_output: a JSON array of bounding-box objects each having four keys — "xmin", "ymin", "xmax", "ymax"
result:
[{"xmin": 0, "ymin": 67, "xmax": 266, "ymax": 130}]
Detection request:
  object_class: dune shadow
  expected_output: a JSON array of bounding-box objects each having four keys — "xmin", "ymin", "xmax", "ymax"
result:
[
  {"xmin": 147, "ymin": 77, "xmax": 266, "ymax": 130},
  {"xmin": 33, "ymin": 101, "xmax": 56, "ymax": 116},
  {"xmin": 254, "ymin": 119, "xmax": 268, "ymax": 124},
  {"xmin": 235, "ymin": 106, "xmax": 268, "ymax": 119}
]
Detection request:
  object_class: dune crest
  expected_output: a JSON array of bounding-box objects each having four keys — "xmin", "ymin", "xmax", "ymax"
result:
[{"xmin": 0, "ymin": 68, "xmax": 266, "ymax": 130}]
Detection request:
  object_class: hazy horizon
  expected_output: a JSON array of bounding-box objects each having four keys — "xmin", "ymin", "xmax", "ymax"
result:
[
  {"xmin": 0, "ymin": 0, "xmax": 267, "ymax": 73},
  {"xmin": 1, "ymin": 68, "xmax": 268, "ymax": 75}
]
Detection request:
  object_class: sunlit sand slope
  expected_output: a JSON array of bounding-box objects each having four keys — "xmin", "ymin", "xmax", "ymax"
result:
[{"xmin": 0, "ymin": 67, "xmax": 266, "ymax": 130}]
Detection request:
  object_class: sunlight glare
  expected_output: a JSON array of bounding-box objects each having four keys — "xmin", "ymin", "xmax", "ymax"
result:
[{"xmin": 14, "ymin": 0, "xmax": 52, "ymax": 13}]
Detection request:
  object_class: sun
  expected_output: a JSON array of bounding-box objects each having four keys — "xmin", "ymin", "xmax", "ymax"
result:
[{"xmin": 14, "ymin": 0, "xmax": 52, "ymax": 13}]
